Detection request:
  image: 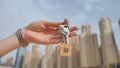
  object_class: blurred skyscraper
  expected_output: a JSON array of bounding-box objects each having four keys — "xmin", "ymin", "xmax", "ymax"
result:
[
  {"xmin": 31, "ymin": 45, "xmax": 41, "ymax": 68},
  {"xmin": 70, "ymin": 36, "xmax": 80, "ymax": 68},
  {"xmin": 15, "ymin": 47, "xmax": 26, "ymax": 68},
  {"xmin": 79, "ymin": 24, "xmax": 101, "ymax": 68},
  {"xmin": 51, "ymin": 46, "xmax": 59, "ymax": 68},
  {"xmin": 118, "ymin": 19, "xmax": 120, "ymax": 28},
  {"xmin": 22, "ymin": 44, "xmax": 41, "ymax": 68},
  {"xmin": 99, "ymin": 17, "xmax": 119, "ymax": 67},
  {"xmin": 41, "ymin": 56, "xmax": 47, "ymax": 68},
  {"xmin": 43, "ymin": 45, "xmax": 54, "ymax": 68},
  {"xmin": 22, "ymin": 51, "xmax": 32, "ymax": 68},
  {"xmin": 0, "ymin": 58, "xmax": 2, "ymax": 65},
  {"xmin": 119, "ymin": 50, "xmax": 120, "ymax": 64},
  {"xmin": 55, "ymin": 46, "xmax": 68, "ymax": 68},
  {"xmin": 2, "ymin": 56, "xmax": 14, "ymax": 67}
]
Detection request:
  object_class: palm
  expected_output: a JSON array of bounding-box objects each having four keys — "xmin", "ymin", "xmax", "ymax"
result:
[{"xmin": 29, "ymin": 28, "xmax": 62, "ymax": 44}]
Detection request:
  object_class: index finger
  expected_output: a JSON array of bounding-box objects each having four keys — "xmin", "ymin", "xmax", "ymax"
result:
[{"xmin": 43, "ymin": 18, "xmax": 69, "ymax": 27}]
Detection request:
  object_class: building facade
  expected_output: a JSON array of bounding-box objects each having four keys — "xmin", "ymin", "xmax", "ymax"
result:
[
  {"xmin": 15, "ymin": 47, "xmax": 26, "ymax": 68},
  {"xmin": 80, "ymin": 24, "xmax": 101, "ymax": 68},
  {"xmin": 99, "ymin": 17, "xmax": 119, "ymax": 66},
  {"xmin": 22, "ymin": 44, "xmax": 41, "ymax": 68},
  {"xmin": 0, "ymin": 58, "xmax": 2, "ymax": 65},
  {"xmin": 44, "ymin": 45, "xmax": 54, "ymax": 68},
  {"xmin": 22, "ymin": 51, "xmax": 32, "ymax": 68},
  {"xmin": 2, "ymin": 56, "xmax": 14, "ymax": 67},
  {"xmin": 31, "ymin": 45, "xmax": 41, "ymax": 68}
]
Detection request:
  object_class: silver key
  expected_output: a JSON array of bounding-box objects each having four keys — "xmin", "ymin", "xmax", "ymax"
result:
[{"xmin": 59, "ymin": 25, "xmax": 70, "ymax": 44}]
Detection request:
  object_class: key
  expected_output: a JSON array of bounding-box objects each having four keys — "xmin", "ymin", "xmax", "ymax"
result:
[
  {"xmin": 59, "ymin": 24, "xmax": 70, "ymax": 43},
  {"xmin": 58, "ymin": 24, "xmax": 72, "ymax": 57}
]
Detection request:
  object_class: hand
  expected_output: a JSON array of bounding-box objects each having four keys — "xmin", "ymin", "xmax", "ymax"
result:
[{"xmin": 24, "ymin": 19, "xmax": 79, "ymax": 44}]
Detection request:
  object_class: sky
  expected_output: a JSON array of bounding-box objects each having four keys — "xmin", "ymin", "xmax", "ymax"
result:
[{"xmin": 0, "ymin": 0, "xmax": 120, "ymax": 62}]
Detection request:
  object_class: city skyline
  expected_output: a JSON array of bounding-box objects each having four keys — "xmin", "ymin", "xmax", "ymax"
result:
[
  {"xmin": 0, "ymin": 0, "xmax": 120, "ymax": 66},
  {"xmin": 0, "ymin": 17, "xmax": 120, "ymax": 68}
]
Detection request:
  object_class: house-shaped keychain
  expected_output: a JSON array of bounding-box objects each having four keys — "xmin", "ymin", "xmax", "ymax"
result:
[{"xmin": 59, "ymin": 43, "xmax": 72, "ymax": 56}]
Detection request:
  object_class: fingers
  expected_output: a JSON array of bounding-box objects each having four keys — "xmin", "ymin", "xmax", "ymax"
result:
[
  {"xmin": 46, "ymin": 25, "xmax": 80, "ymax": 34},
  {"xmin": 69, "ymin": 32, "xmax": 78, "ymax": 37},
  {"xmin": 70, "ymin": 26, "xmax": 80, "ymax": 32},
  {"xmin": 43, "ymin": 31, "xmax": 78, "ymax": 44},
  {"xmin": 49, "ymin": 32, "xmax": 78, "ymax": 44},
  {"xmin": 43, "ymin": 18, "xmax": 69, "ymax": 27},
  {"xmin": 43, "ymin": 21, "xmax": 63, "ymax": 27},
  {"xmin": 42, "ymin": 20, "xmax": 64, "ymax": 27}
]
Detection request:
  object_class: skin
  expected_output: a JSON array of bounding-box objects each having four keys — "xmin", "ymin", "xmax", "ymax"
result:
[{"xmin": 0, "ymin": 18, "xmax": 79, "ymax": 57}]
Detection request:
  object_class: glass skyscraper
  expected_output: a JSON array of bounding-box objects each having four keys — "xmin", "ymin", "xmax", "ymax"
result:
[
  {"xmin": 15, "ymin": 47, "xmax": 26, "ymax": 68},
  {"xmin": 0, "ymin": 58, "xmax": 2, "ymax": 65}
]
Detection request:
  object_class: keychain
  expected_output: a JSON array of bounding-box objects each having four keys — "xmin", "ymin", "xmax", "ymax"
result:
[{"xmin": 58, "ymin": 24, "xmax": 72, "ymax": 57}]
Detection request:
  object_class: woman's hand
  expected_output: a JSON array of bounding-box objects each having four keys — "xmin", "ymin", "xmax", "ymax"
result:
[
  {"xmin": 0, "ymin": 18, "xmax": 79, "ymax": 57},
  {"xmin": 24, "ymin": 19, "xmax": 79, "ymax": 44}
]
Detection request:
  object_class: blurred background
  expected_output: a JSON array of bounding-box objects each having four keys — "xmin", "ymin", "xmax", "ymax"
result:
[{"xmin": 0, "ymin": 0, "xmax": 120, "ymax": 68}]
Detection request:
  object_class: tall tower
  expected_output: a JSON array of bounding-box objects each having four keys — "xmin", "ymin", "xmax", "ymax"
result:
[
  {"xmin": 22, "ymin": 51, "xmax": 32, "ymax": 68},
  {"xmin": 44, "ymin": 45, "xmax": 54, "ymax": 68},
  {"xmin": 70, "ymin": 36, "xmax": 80, "ymax": 68},
  {"xmin": 118, "ymin": 19, "xmax": 120, "ymax": 28},
  {"xmin": 15, "ymin": 47, "xmax": 26, "ymax": 68},
  {"xmin": 0, "ymin": 58, "xmax": 2, "ymax": 65},
  {"xmin": 2, "ymin": 56, "xmax": 14, "ymax": 67},
  {"xmin": 99, "ymin": 17, "xmax": 119, "ymax": 66},
  {"xmin": 80, "ymin": 24, "xmax": 101, "ymax": 68},
  {"xmin": 31, "ymin": 44, "xmax": 41, "ymax": 68},
  {"xmin": 41, "ymin": 56, "xmax": 47, "ymax": 68},
  {"xmin": 55, "ymin": 46, "xmax": 68, "ymax": 68}
]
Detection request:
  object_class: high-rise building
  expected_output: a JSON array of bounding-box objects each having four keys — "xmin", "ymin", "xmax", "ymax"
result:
[
  {"xmin": 92, "ymin": 34, "xmax": 101, "ymax": 66},
  {"xmin": 2, "ymin": 56, "xmax": 14, "ymax": 67},
  {"xmin": 80, "ymin": 24, "xmax": 101, "ymax": 68},
  {"xmin": 31, "ymin": 45, "xmax": 41, "ymax": 68},
  {"xmin": 118, "ymin": 19, "xmax": 120, "ymax": 28},
  {"xmin": 15, "ymin": 47, "xmax": 26, "ymax": 68},
  {"xmin": 22, "ymin": 51, "xmax": 32, "ymax": 68},
  {"xmin": 22, "ymin": 44, "xmax": 41, "ymax": 68},
  {"xmin": 67, "ymin": 57, "xmax": 72, "ymax": 68},
  {"xmin": 54, "ymin": 46, "xmax": 61, "ymax": 68},
  {"xmin": 70, "ymin": 36, "xmax": 80, "ymax": 52},
  {"xmin": 44, "ymin": 45, "xmax": 54, "ymax": 68},
  {"xmin": 70, "ymin": 36, "xmax": 80, "ymax": 68},
  {"xmin": 49, "ymin": 47, "xmax": 58, "ymax": 68},
  {"xmin": 41, "ymin": 56, "xmax": 47, "ymax": 68},
  {"xmin": 99, "ymin": 17, "xmax": 119, "ymax": 66},
  {"xmin": 0, "ymin": 58, "xmax": 2, "ymax": 65},
  {"xmin": 56, "ymin": 50, "xmax": 67, "ymax": 68},
  {"xmin": 119, "ymin": 50, "xmax": 120, "ymax": 64}
]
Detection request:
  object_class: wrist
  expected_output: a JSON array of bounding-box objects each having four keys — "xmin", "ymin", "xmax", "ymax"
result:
[
  {"xmin": 16, "ymin": 28, "xmax": 29, "ymax": 47},
  {"xmin": 22, "ymin": 28, "xmax": 30, "ymax": 44}
]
